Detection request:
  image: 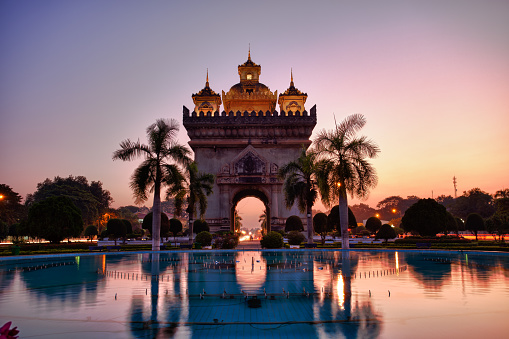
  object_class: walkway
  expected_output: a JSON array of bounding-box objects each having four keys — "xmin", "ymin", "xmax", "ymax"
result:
[{"xmin": 236, "ymin": 240, "xmax": 261, "ymax": 250}]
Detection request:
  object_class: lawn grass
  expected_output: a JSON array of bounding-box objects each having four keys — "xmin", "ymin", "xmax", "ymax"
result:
[{"xmin": 1, "ymin": 240, "xmax": 509, "ymax": 256}]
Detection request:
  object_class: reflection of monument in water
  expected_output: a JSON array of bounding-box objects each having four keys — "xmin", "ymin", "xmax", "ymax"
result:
[
  {"xmin": 234, "ymin": 251, "xmax": 267, "ymax": 292},
  {"xmin": 183, "ymin": 50, "xmax": 317, "ymax": 234}
]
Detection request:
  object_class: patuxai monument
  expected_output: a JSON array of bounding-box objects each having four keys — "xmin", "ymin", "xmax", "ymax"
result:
[{"xmin": 183, "ymin": 51, "xmax": 316, "ymax": 234}]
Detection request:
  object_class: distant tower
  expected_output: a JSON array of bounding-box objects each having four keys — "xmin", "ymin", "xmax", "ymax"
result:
[{"xmin": 453, "ymin": 176, "xmax": 458, "ymax": 198}]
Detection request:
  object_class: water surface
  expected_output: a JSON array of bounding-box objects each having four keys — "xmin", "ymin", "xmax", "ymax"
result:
[{"xmin": 1, "ymin": 250, "xmax": 508, "ymax": 338}]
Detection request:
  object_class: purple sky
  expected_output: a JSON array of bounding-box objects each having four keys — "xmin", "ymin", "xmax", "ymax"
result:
[{"xmin": 1, "ymin": 1, "xmax": 508, "ymax": 228}]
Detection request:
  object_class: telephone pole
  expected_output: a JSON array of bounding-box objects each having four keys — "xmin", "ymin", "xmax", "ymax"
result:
[{"xmin": 453, "ymin": 176, "xmax": 458, "ymax": 198}]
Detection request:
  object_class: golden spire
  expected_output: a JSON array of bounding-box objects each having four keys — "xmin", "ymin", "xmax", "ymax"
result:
[
  {"xmin": 206, "ymin": 68, "xmax": 209, "ymax": 87},
  {"xmin": 248, "ymin": 43, "xmax": 251, "ymax": 61},
  {"xmin": 290, "ymin": 68, "xmax": 294, "ymax": 87}
]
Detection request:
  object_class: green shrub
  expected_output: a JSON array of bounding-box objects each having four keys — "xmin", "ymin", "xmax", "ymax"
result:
[
  {"xmin": 214, "ymin": 232, "xmax": 239, "ymax": 249},
  {"xmin": 260, "ymin": 231, "xmax": 284, "ymax": 249},
  {"xmin": 195, "ymin": 231, "xmax": 212, "ymax": 246},
  {"xmin": 84, "ymin": 225, "xmax": 98, "ymax": 241},
  {"xmin": 287, "ymin": 230, "xmax": 305, "ymax": 245},
  {"xmin": 193, "ymin": 219, "xmax": 209, "ymax": 234},
  {"xmin": 365, "ymin": 217, "xmax": 382, "ymax": 234},
  {"xmin": 285, "ymin": 215, "xmax": 304, "ymax": 232},
  {"xmin": 375, "ymin": 224, "xmax": 397, "ymax": 242}
]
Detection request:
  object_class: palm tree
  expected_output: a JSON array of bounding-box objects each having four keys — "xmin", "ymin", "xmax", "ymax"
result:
[
  {"xmin": 173, "ymin": 161, "xmax": 214, "ymax": 243},
  {"xmin": 258, "ymin": 209, "xmax": 268, "ymax": 234},
  {"xmin": 234, "ymin": 209, "xmax": 242, "ymax": 232},
  {"xmin": 113, "ymin": 119, "xmax": 191, "ymax": 251},
  {"xmin": 278, "ymin": 148, "xmax": 320, "ymax": 244},
  {"xmin": 314, "ymin": 114, "xmax": 380, "ymax": 249}
]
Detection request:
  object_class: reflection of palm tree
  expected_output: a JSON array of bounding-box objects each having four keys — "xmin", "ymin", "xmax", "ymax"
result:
[
  {"xmin": 129, "ymin": 253, "xmax": 182, "ymax": 338},
  {"xmin": 315, "ymin": 114, "xmax": 380, "ymax": 249},
  {"xmin": 113, "ymin": 119, "xmax": 191, "ymax": 251}
]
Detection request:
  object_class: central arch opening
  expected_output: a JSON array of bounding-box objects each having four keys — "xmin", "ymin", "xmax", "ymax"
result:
[{"xmin": 231, "ymin": 189, "xmax": 270, "ymax": 237}]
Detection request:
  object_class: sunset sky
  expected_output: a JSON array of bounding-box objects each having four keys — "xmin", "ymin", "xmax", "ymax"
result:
[{"xmin": 1, "ymin": 1, "xmax": 508, "ymax": 228}]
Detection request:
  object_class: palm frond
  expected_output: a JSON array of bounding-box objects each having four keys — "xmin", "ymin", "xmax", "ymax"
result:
[{"xmin": 112, "ymin": 139, "xmax": 151, "ymax": 161}]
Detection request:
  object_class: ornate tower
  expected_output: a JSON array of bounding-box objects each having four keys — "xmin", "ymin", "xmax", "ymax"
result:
[
  {"xmin": 278, "ymin": 70, "xmax": 308, "ymax": 114},
  {"xmin": 183, "ymin": 52, "xmax": 316, "ymax": 233},
  {"xmin": 192, "ymin": 70, "xmax": 222, "ymax": 114},
  {"xmin": 222, "ymin": 50, "xmax": 277, "ymax": 113}
]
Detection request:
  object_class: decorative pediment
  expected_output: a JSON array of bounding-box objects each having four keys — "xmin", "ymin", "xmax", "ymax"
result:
[
  {"xmin": 224, "ymin": 145, "xmax": 267, "ymax": 176},
  {"xmin": 235, "ymin": 151, "xmax": 265, "ymax": 175}
]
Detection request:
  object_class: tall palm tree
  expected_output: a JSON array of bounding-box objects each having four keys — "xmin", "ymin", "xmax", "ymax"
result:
[
  {"xmin": 314, "ymin": 114, "xmax": 380, "ymax": 249},
  {"xmin": 173, "ymin": 161, "xmax": 214, "ymax": 243},
  {"xmin": 279, "ymin": 148, "xmax": 320, "ymax": 244},
  {"xmin": 113, "ymin": 119, "xmax": 191, "ymax": 251}
]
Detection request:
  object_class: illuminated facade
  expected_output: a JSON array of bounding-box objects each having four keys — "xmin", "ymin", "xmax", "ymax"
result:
[{"xmin": 183, "ymin": 52, "xmax": 316, "ymax": 233}]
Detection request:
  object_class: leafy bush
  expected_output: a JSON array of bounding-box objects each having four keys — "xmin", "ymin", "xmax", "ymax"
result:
[
  {"xmin": 287, "ymin": 230, "xmax": 305, "ymax": 245},
  {"xmin": 260, "ymin": 231, "xmax": 284, "ymax": 249},
  {"xmin": 353, "ymin": 225, "xmax": 367, "ymax": 235},
  {"xmin": 375, "ymin": 224, "xmax": 397, "ymax": 242},
  {"xmin": 365, "ymin": 217, "xmax": 382, "ymax": 234},
  {"xmin": 327, "ymin": 206, "xmax": 357, "ymax": 232},
  {"xmin": 106, "ymin": 218, "xmax": 126, "ymax": 245},
  {"xmin": 285, "ymin": 215, "xmax": 304, "ymax": 232},
  {"xmin": 84, "ymin": 225, "xmax": 98, "ymax": 240},
  {"xmin": 214, "ymin": 232, "xmax": 239, "ymax": 249},
  {"xmin": 193, "ymin": 219, "xmax": 209, "ymax": 234},
  {"xmin": 401, "ymin": 198, "xmax": 448, "ymax": 236},
  {"xmin": 169, "ymin": 218, "xmax": 183, "ymax": 237},
  {"xmin": 195, "ymin": 231, "xmax": 212, "ymax": 246},
  {"xmin": 142, "ymin": 212, "xmax": 170, "ymax": 237},
  {"xmin": 465, "ymin": 213, "xmax": 485, "ymax": 240}
]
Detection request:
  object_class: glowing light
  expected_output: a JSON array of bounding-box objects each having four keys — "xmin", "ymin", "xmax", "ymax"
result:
[
  {"xmin": 395, "ymin": 251, "xmax": 399, "ymax": 271},
  {"xmin": 375, "ymin": 213, "xmax": 380, "ymax": 218},
  {"xmin": 336, "ymin": 273, "xmax": 345, "ymax": 310}
]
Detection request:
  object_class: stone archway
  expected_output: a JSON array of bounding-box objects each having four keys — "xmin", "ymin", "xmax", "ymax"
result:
[
  {"xmin": 231, "ymin": 188, "xmax": 271, "ymax": 233},
  {"xmin": 182, "ymin": 54, "xmax": 317, "ymax": 236}
]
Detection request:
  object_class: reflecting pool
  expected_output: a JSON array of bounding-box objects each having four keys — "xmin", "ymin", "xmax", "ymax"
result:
[{"xmin": 1, "ymin": 250, "xmax": 509, "ymax": 338}]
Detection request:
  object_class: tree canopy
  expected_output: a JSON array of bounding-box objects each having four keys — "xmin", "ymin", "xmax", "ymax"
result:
[
  {"xmin": 365, "ymin": 216, "xmax": 382, "ymax": 234},
  {"xmin": 193, "ymin": 219, "xmax": 209, "ymax": 234},
  {"xmin": 285, "ymin": 215, "xmax": 304, "ymax": 232},
  {"xmin": 313, "ymin": 212, "xmax": 330, "ymax": 244},
  {"xmin": 449, "ymin": 188, "xmax": 494, "ymax": 219},
  {"xmin": 0, "ymin": 184, "xmax": 26, "ymax": 226},
  {"xmin": 169, "ymin": 218, "xmax": 183, "ymax": 237},
  {"xmin": 465, "ymin": 213, "xmax": 485, "ymax": 240},
  {"xmin": 25, "ymin": 176, "xmax": 112, "ymax": 225},
  {"xmin": 27, "ymin": 196, "xmax": 83, "ymax": 243},
  {"xmin": 106, "ymin": 218, "xmax": 127, "ymax": 245},
  {"xmin": 327, "ymin": 205, "xmax": 357, "ymax": 234},
  {"xmin": 401, "ymin": 198, "xmax": 448, "ymax": 236},
  {"xmin": 375, "ymin": 224, "xmax": 397, "ymax": 242},
  {"xmin": 142, "ymin": 212, "xmax": 170, "ymax": 238}
]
